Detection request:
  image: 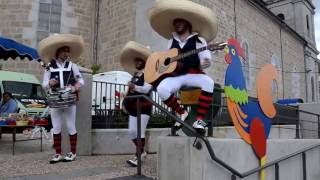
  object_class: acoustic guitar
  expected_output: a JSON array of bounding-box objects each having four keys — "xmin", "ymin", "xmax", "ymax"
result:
[
  {"xmin": 122, "ymin": 81, "xmax": 152, "ymax": 115},
  {"xmin": 121, "ymin": 84, "xmax": 140, "ymax": 115},
  {"xmin": 144, "ymin": 42, "xmax": 226, "ymax": 85},
  {"xmin": 122, "ymin": 89, "xmax": 152, "ymax": 115},
  {"xmin": 121, "ymin": 88, "xmax": 132, "ymax": 115}
]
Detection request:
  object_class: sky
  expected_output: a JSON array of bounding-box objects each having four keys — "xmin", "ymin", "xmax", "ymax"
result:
[{"xmin": 315, "ymin": 0, "xmax": 320, "ymax": 58}]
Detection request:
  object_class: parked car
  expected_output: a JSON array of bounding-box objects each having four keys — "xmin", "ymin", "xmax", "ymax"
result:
[
  {"xmin": 0, "ymin": 70, "xmax": 48, "ymax": 117},
  {"xmin": 92, "ymin": 71, "xmax": 132, "ymax": 113}
]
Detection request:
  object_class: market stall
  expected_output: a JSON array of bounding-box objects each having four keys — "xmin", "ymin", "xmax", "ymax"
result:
[{"xmin": 0, "ymin": 36, "xmax": 49, "ymax": 155}]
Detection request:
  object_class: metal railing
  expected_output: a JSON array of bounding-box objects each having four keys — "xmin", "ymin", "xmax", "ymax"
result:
[
  {"xmin": 212, "ymin": 101, "xmax": 320, "ymax": 139},
  {"xmin": 92, "ymin": 81, "xmax": 320, "ymax": 139},
  {"xmin": 124, "ymin": 94, "xmax": 215, "ymax": 177},
  {"xmin": 127, "ymin": 94, "xmax": 320, "ymax": 179},
  {"xmin": 92, "ymin": 81, "xmax": 173, "ymax": 129},
  {"xmin": 281, "ymin": 105, "xmax": 320, "ymax": 139}
]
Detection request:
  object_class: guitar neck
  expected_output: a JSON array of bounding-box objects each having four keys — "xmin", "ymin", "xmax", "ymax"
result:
[{"xmin": 172, "ymin": 46, "xmax": 208, "ymax": 62}]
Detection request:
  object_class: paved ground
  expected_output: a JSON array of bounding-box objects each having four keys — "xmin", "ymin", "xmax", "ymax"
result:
[{"xmin": 0, "ymin": 134, "xmax": 156, "ymax": 180}]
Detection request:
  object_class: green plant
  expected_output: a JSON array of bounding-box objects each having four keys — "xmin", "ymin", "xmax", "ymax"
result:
[{"xmin": 91, "ymin": 64, "xmax": 101, "ymax": 74}]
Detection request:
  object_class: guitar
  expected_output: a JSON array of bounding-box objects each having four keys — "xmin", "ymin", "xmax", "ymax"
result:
[
  {"xmin": 121, "ymin": 88, "xmax": 132, "ymax": 114},
  {"xmin": 122, "ymin": 89, "xmax": 152, "ymax": 115},
  {"xmin": 144, "ymin": 42, "xmax": 226, "ymax": 85},
  {"xmin": 122, "ymin": 78, "xmax": 152, "ymax": 115}
]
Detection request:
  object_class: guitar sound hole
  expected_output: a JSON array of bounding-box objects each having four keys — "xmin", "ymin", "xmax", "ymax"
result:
[
  {"xmin": 164, "ymin": 58, "xmax": 171, "ymax": 66},
  {"xmin": 156, "ymin": 59, "xmax": 159, "ymax": 71}
]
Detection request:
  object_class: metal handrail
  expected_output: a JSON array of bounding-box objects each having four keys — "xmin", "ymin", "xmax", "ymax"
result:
[
  {"xmin": 92, "ymin": 81, "xmax": 320, "ymax": 130},
  {"xmin": 125, "ymin": 94, "xmax": 243, "ymax": 176},
  {"xmin": 241, "ymin": 143, "xmax": 320, "ymax": 177},
  {"xmin": 126, "ymin": 94, "xmax": 320, "ymax": 179},
  {"xmin": 280, "ymin": 104, "xmax": 320, "ymax": 117}
]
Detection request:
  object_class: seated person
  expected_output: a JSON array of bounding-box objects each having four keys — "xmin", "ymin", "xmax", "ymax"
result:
[{"xmin": 0, "ymin": 92, "xmax": 18, "ymax": 116}]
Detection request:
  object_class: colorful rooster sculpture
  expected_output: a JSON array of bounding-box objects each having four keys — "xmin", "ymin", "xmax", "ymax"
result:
[{"xmin": 224, "ymin": 39, "xmax": 278, "ymax": 180}]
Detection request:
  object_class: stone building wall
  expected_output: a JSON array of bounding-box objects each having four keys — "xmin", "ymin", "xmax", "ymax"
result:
[
  {"xmin": 133, "ymin": 0, "xmax": 307, "ymax": 100},
  {"xmin": 61, "ymin": 0, "xmax": 95, "ymax": 69},
  {"xmin": 97, "ymin": 0, "xmax": 136, "ymax": 72},
  {"xmin": 234, "ymin": 0, "xmax": 306, "ymax": 100},
  {"xmin": 281, "ymin": 30, "xmax": 306, "ymax": 99},
  {"xmin": 0, "ymin": 0, "xmax": 42, "ymax": 79},
  {"xmin": 0, "ymin": 0, "xmax": 316, "ymax": 102},
  {"xmin": 0, "ymin": 0, "xmax": 95, "ymax": 80},
  {"xmin": 235, "ymin": 0, "xmax": 283, "ymax": 98}
]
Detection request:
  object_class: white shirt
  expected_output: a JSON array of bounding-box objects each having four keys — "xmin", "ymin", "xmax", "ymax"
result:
[
  {"xmin": 134, "ymin": 82, "xmax": 152, "ymax": 94},
  {"xmin": 132, "ymin": 71, "xmax": 152, "ymax": 94},
  {"xmin": 167, "ymin": 32, "xmax": 213, "ymax": 69},
  {"xmin": 42, "ymin": 59, "xmax": 85, "ymax": 90}
]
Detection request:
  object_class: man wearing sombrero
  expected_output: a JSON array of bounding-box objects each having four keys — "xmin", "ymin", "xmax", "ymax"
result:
[
  {"xmin": 148, "ymin": 0, "xmax": 218, "ymax": 132},
  {"xmin": 120, "ymin": 41, "xmax": 153, "ymax": 167},
  {"xmin": 39, "ymin": 34, "xmax": 85, "ymax": 163}
]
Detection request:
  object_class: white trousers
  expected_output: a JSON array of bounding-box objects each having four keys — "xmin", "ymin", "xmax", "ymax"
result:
[
  {"xmin": 157, "ymin": 74, "xmax": 214, "ymax": 100},
  {"xmin": 128, "ymin": 114, "xmax": 150, "ymax": 139},
  {"xmin": 50, "ymin": 105, "xmax": 77, "ymax": 135}
]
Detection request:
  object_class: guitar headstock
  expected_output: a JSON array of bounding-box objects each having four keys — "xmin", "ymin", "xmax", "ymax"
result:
[{"xmin": 207, "ymin": 42, "xmax": 227, "ymax": 51}]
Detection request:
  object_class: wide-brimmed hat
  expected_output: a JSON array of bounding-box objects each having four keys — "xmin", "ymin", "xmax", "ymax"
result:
[
  {"xmin": 38, "ymin": 34, "xmax": 85, "ymax": 63},
  {"xmin": 148, "ymin": 0, "xmax": 218, "ymax": 41},
  {"xmin": 120, "ymin": 41, "xmax": 152, "ymax": 75}
]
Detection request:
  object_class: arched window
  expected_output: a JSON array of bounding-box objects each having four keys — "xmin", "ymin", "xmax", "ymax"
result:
[
  {"xmin": 241, "ymin": 41, "xmax": 250, "ymax": 89},
  {"xmin": 37, "ymin": 0, "xmax": 62, "ymax": 42},
  {"xmin": 271, "ymin": 54, "xmax": 281, "ymax": 93},
  {"xmin": 318, "ymin": 81, "xmax": 320, "ymax": 101},
  {"xmin": 291, "ymin": 65, "xmax": 300, "ymax": 98},
  {"xmin": 271, "ymin": 54, "xmax": 280, "ymax": 68},
  {"xmin": 306, "ymin": 14, "xmax": 310, "ymax": 37},
  {"xmin": 311, "ymin": 76, "xmax": 315, "ymax": 101}
]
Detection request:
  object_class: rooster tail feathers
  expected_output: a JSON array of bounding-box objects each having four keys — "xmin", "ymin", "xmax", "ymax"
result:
[{"xmin": 256, "ymin": 64, "xmax": 278, "ymax": 118}]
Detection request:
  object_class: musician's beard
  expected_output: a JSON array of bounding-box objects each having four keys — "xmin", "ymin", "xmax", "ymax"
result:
[
  {"xmin": 176, "ymin": 29, "xmax": 188, "ymax": 35},
  {"xmin": 136, "ymin": 64, "xmax": 145, "ymax": 71},
  {"xmin": 175, "ymin": 25, "xmax": 190, "ymax": 35},
  {"xmin": 58, "ymin": 56, "xmax": 70, "ymax": 62}
]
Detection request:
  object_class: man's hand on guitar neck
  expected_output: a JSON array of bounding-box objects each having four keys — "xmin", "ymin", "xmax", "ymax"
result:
[{"xmin": 208, "ymin": 41, "xmax": 227, "ymax": 51}]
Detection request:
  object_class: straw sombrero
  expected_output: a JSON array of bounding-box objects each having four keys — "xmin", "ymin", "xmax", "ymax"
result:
[
  {"xmin": 38, "ymin": 34, "xmax": 85, "ymax": 63},
  {"xmin": 149, "ymin": 0, "xmax": 218, "ymax": 41},
  {"xmin": 120, "ymin": 41, "xmax": 152, "ymax": 75}
]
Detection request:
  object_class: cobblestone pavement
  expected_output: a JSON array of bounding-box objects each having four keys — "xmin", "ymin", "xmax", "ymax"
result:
[{"xmin": 0, "ymin": 134, "xmax": 156, "ymax": 180}]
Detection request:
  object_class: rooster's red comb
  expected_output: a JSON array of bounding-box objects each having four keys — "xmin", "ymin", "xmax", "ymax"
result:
[{"xmin": 227, "ymin": 38, "xmax": 245, "ymax": 61}]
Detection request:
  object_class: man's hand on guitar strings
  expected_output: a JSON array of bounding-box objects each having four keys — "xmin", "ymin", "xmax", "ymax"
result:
[
  {"xmin": 49, "ymin": 79, "xmax": 59, "ymax": 87},
  {"xmin": 128, "ymin": 82, "xmax": 135, "ymax": 92}
]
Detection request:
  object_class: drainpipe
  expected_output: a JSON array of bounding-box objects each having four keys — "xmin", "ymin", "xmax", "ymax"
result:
[
  {"xmin": 304, "ymin": 48, "xmax": 308, "ymax": 102},
  {"xmin": 234, "ymin": 0, "xmax": 237, "ymax": 39},
  {"xmin": 280, "ymin": 27, "xmax": 285, "ymax": 99},
  {"xmin": 93, "ymin": 0, "xmax": 100, "ymax": 65}
]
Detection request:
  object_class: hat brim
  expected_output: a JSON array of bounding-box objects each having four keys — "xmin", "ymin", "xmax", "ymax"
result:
[
  {"xmin": 120, "ymin": 41, "xmax": 152, "ymax": 75},
  {"xmin": 149, "ymin": 0, "xmax": 218, "ymax": 42},
  {"xmin": 38, "ymin": 34, "xmax": 85, "ymax": 63}
]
